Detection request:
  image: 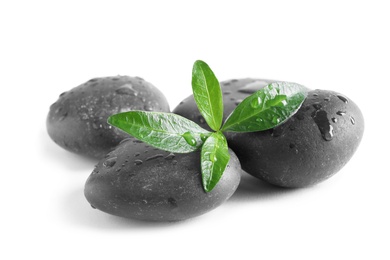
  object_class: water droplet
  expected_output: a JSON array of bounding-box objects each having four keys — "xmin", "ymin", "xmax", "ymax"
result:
[
  {"xmin": 182, "ymin": 132, "xmax": 197, "ymax": 147},
  {"xmin": 311, "ymin": 110, "xmax": 333, "ymax": 141},
  {"xmin": 115, "ymin": 84, "xmax": 137, "ymax": 96},
  {"xmin": 59, "ymin": 112, "xmax": 68, "ymax": 121},
  {"xmin": 336, "ymin": 111, "xmax": 346, "ymax": 116},
  {"xmin": 200, "ymin": 134, "xmax": 208, "ymax": 142},
  {"xmin": 134, "ymin": 159, "xmax": 143, "ymax": 165},
  {"xmin": 103, "ymin": 157, "xmax": 117, "ymax": 168},
  {"xmin": 146, "ymin": 154, "xmax": 164, "ymax": 161},
  {"xmin": 165, "ymin": 153, "xmax": 175, "ymax": 160},
  {"xmin": 144, "ymin": 104, "xmax": 154, "ymax": 111},
  {"xmin": 337, "ymin": 95, "xmax": 349, "ymax": 104},
  {"xmin": 312, "ymin": 103, "xmax": 322, "ymax": 110},
  {"xmin": 256, "ymin": 118, "xmax": 263, "ymax": 123},
  {"xmin": 272, "ymin": 117, "xmax": 280, "ymax": 124},
  {"xmin": 350, "ymin": 116, "xmax": 355, "ymax": 125},
  {"xmin": 332, "ymin": 117, "xmax": 338, "ymax": 123},
  {"xmin": 119, "ymin": 138, "xmax": 132, "ymax": 145},
  {"xmin": 251, "ymin": 97, "xmax": 261, "ymax": 108},
  {"xmin": 235, "ymin": 99, "xmax": 243, "ymax": 105},
  {"xmin": 88, "ymin": 78, "xmax": 98, "ymax": 83},
  {"xmin": 209, "ymin": 153, "xmax": 217, "ymax": 162},
  {"xmin": 239, "ymin": 80, "xmax": 269, "ymax": 94}
]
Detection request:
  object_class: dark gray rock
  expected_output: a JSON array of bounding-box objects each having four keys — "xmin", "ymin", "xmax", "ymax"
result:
[
  {"xmin": 84, "ymin": 138, "xmax": 241, "ymax": 222},
  {"xmin": 173, "ymin": 79, "xmax": 364, "ymax": 188},
  {"xmin": 47, "ymin": 76, "xmax": 170, "ymax": 158}
]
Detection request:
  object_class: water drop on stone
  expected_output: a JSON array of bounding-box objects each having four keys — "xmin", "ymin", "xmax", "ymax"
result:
[
  {"xmin": 134, "ymin": 159, "xmax": 143, "ymax": 165},
  {"xmin": 332, "ymin": 117, "xmax": 338, "ymax": 123},
  {"xmin": 59, "ymin": 112, "xmax": 68, "ymax": 121},
  {"xmin": 313, "ymin": 103, "xmax": 322, "ymax": 110},
  {"xmin": 165, "ymin": 153, "xmax": 175, "ymax": 160},
  {"xmin": 311, "ymin": 110, "xmax": 334, "ymax": 141},
  {"xmin": 144, "ymin": 104, "xmax": 154, "ymax": 111},
  {"xmin": 235, "ymin": 99, "xmax": 243, "ymax": 105},
  {"xmin": 119, "ymin": 138, "xmax": 132, "ymax": 145},
  {"xmin": 336, "ymin": 111, "xmax": 346, "ymax": 116},
  {"xmin": 182, "ymin": 132, "xmax": 197, "ymax": 147},
  {"xmin": 337, "ymin": 95, "xmax": 349, "ymax": 104},
  {"xmin": 146, "ymin": 154, "xmax": 164, "ymax": 161},
  {"xmin": 350, "ymin": 116, "xmax": 355, "ymax": 125},
  {"xmin": 103, "ymin": 157, "xmax": 117, "ymax": 168},
  {"xmin": 115, "ymin": 84, "xmax": 137, "ymax": 96}
]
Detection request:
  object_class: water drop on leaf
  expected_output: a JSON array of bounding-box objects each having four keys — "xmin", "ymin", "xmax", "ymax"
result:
[{"xmin": 182, "ymin": 132, "xmax": 197, "ymax": 147}]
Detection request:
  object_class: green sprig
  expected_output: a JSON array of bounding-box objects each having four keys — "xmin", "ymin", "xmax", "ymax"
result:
[{"xmin": 108, "ymin": 60, "xmax": 308, "ymax": 192}]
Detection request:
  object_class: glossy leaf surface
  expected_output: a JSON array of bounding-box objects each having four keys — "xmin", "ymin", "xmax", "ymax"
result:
[
  {"xmin": 192, "ymin": 60, "xmax": 223, "ymax": 131},
  {"xmin": 201, "ymin": 132, "xmax": 230, "ymax": 192},
  {"xmin": 108, "ymin": 111, "xmax": 211, "ymax": 153},
  {"xmin": 221, "ymin": 82, "xmax": 308, "ymax": 132}
]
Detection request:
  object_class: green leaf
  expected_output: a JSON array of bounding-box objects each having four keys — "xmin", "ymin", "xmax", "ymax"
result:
[
  {"xmin": 221, "ymin": 82, "xmax": 308, "ymax": 132},
  {"xmin": 201, "ymin": 132, "xmax": 230, "ymax": 192},
  {"xmin": 192, "ymin": 60, "xmax": 223, "ymax": 131},
  {"xmin": 108, "ymin": 111, "xmax": 211, "ymax": 153}
]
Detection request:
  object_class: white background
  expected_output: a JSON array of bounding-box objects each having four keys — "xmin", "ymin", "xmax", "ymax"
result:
[{"xmin": 1, "ymin": 1, "xmax": 389, "ymax": 259}]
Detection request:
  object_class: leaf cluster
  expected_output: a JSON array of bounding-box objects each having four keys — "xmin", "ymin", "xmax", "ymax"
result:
[{"xmin": 108, "ymin": 60, "xmax": 308, "ymax": 192}]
